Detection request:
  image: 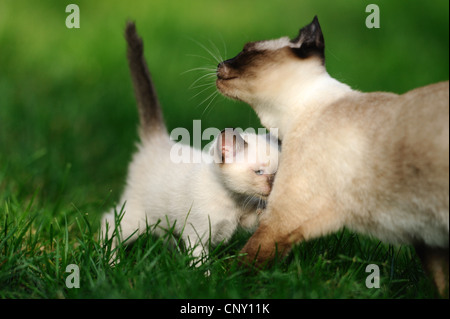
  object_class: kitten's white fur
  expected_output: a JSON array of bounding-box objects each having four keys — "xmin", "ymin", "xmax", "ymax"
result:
[
  {"xmin": 102, "ymin": 131, "xmax": 279, "ymax": 263},
  {"xmin": 101, "ymin": 22, "xmax": 280, "ymax": 265}
]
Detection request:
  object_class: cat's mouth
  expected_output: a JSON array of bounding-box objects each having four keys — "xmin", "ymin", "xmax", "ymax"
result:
[
  {"xmin": 217, "ymin": 75, "xmax": 237, "ymax": 81},
  {"xmin": 216, "ymin": 62, "xmax": 238, "ymax": 81},
  {"xmin": 216, "ymin": 63, "xmax": 243, "ymax": 101}
]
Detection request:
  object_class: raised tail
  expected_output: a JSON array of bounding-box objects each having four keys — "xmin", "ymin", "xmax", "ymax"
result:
[{"xmin": 125, "ymin": 21, "xmax": 166, "ymax": 140}]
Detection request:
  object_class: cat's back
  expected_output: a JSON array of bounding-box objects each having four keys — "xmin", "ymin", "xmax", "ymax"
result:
[
  {"xmin": 283, "ymin": 82, "xmax": 449, "ymax": 246},
  {"xmin": 323, "ymin": 82, "xmax": 449, "ymax": 246}
]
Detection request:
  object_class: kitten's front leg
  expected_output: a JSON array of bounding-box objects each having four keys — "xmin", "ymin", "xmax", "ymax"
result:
[
  {"xmin": 183, "ymin": 230, "xmax": 209, "ymax": 267},
  {"xmin": 190, "ymin": 245, "xmax": 208, "ymax": 267}
]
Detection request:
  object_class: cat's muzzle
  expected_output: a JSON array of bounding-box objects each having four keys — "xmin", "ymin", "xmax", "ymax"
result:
[{"xmin": 216, "ymin": 62, "xmax": 237, "ymax": 81}]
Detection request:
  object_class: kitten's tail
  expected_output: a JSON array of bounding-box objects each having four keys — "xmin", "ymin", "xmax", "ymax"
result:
[{"xmin": 125, "ymin": 21, "xmax": 166, "ymax": 140}]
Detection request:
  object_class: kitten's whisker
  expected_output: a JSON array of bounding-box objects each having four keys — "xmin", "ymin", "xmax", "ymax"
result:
[
  {"xmin": 258, "ymin": 197, "xmax": 264, "ymax": 210},
  {"xmin": 243, "ymin": 195, "xmax": 256, "ymax": 210},
  {"xmin": 242, "ymin": 196, "xmax": 251, "ymax": 210}
]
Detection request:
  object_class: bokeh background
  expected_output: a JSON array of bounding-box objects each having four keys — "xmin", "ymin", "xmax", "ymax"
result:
[{"xmin": 0, "ymin": 0, "xmax": 448, "ymax": 221}]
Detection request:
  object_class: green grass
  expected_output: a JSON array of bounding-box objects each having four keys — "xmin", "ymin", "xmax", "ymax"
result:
[
  {"xmin": 0, "ymin": 198, "xmax": 436, "ymax": 298},
  {"xmin": 0, "ymin": 1, "xmax": 448, "ymax": 299}
]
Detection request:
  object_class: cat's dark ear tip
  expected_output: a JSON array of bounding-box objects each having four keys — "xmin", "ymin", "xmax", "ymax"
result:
[{"xmin": 310, "ymin": 15, "xmax": 322, "ymax": 29}]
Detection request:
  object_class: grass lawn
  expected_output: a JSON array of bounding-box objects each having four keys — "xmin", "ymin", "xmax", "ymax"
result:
[{"xmin": 0, "ymin": 1, "xmax": 448, "ymax": 299}]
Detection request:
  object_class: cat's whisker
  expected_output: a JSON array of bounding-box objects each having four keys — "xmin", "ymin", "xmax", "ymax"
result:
[
  {"xmin": 189, "ymin": 72, "xmax": 217, "ymax": 90},
  {"xmin": 190, "ymin": 82, "xmax": 216, "ymax": 90},
  {"xmin": 190, "ymin": 85, "xmax": 216, "ymax": 101},
  {"xmin": 208, "ymin": 39, "xmax": 224, "ymax": 63},
  {"xmin": 218, "ymin": 33, "xmax": 228, "ymax": 62},
  {"xmin": 189, "ymin": 38, "xmax": 223, "ymax": 64},
  {"xmin": 181, "ymin": 67, "xmax": 217, "ymax": 76},
  {"xmin": 199, "ymin": 90, "xmax": 219, "ymax": 107},
  {"xmin": 203, "ymin": 97, "xmax": 220, "ymax": 119},
  {"xmin": 186, "ymin": 54, "xmax": 216, "ymax": 63},
  {"xmin": 200, "ymin": 91, "xmax": 220, "ymax": 118}
]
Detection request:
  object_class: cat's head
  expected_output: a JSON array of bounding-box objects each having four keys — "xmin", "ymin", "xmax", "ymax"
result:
[
  {"xmin": 216, "ymin": 16, "xmax": 325, "ymax": 105},
  {"xmin": 210, "ymin": 128, "xmax": 280, "ymax": 199}
]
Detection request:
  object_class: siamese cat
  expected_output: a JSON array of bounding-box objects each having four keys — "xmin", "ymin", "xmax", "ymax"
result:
[
  {"xmin": 216, "ymin": 16, "xmax": 449, "ymax": 295},
  {"xmin": 101, "ymin": 22, "xmax": 280, "ymax": 265}
]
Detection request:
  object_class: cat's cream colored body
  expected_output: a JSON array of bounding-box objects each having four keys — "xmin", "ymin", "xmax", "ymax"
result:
[
  {"xmin": 216, "ymin": 17, "xmax": 449, "ymax": 294},
  {"xmin": 250, "ymin": 80, "xmax": 449, "ymax": 248}
]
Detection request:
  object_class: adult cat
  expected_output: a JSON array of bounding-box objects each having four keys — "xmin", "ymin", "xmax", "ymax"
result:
[{"xmin": 216, "ymin": 16, "xmax": 449, "ymax": 295}]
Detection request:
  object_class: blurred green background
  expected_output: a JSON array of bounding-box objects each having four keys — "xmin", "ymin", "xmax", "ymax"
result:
[{"xmin": 0, "ymin": 0, "xmax": 448, "ymax": 216}]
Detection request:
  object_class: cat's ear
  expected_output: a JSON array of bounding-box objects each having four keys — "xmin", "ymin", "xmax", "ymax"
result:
[
  {"xmin": 290, "ymin": 16, "xmax": 325, "ymax": 62},
  {"xmin": 217, "ymin": 128, "xmax": 247, "ymax": 163}
]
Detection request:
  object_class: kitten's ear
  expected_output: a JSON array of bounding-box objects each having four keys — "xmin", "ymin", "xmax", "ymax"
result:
[
  {"xmin": 266, "ymin": 133, "xmax": 282, "ymax": 151},
  {"xmin": 290, "ymin": 16, "xmax": 325, "ymax": 62},
  {"xmin": 217, "ymin": 128, "xmax": 246, "ymax": 163}
]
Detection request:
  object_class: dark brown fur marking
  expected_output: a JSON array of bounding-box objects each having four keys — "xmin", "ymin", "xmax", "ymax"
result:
[{"xmin": 125, "ymin": 22, "xmax": 165, "ymax": 137}]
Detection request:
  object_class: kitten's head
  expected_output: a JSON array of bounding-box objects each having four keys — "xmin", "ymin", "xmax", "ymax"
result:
[
  {"xmin": 216, "ymin": 16, "xmax": 325, "ymax": 105},
  {"xmin": 210, "ymin": 128, "xmax": 280, "ymax": 199}
]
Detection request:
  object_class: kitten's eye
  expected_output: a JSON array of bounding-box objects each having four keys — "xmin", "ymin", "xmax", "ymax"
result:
[{"xmin": 254, "ymin": 170, "xmax": 264, "ymax": 175}]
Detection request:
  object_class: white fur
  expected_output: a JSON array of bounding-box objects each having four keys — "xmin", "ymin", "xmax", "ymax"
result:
[
  {"xmin": 101, "ymin": 132, "xmax": 279, "ymax": 263},
  {"xmin": 254, "ymin": 37, "xmax": 292, "ymax": 51}
]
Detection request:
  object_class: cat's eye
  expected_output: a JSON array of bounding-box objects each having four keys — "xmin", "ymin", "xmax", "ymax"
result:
[{"xmin": 254, "ymin": 170, "xmax": 264, "ymax": 175}]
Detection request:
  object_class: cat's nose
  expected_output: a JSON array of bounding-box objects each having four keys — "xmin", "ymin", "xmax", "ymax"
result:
[
  {"xmin": 216, "ymin": 62, "xmax": 227, "ymax": 79},
  {"xmin": 217, "ymin": 61, "xmax": 236, "ymax": 80}
]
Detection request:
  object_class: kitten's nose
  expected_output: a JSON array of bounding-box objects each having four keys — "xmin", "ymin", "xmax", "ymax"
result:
[{"xmin": 267, "ymin": 174, "xmax": 275, "ymax": 190}]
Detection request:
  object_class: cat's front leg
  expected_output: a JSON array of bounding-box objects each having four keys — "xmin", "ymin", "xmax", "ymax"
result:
[{"xmin": 240, "ymin": 205, "xmax": 344, "ymax": 267}]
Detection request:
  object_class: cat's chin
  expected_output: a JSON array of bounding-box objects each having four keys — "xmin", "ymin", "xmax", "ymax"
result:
[{"xmin": 216, "ymin": 79, "xmax": 243, "ymax": 101}]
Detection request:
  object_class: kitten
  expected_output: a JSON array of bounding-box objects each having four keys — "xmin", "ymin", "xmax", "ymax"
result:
[
  {"xmin": 101, "ymin": 22, "xmax": 280, "ymax": 265},
  {"xmin": 216, "ymin": 16, "xmax": 449, "ymax": 295}
]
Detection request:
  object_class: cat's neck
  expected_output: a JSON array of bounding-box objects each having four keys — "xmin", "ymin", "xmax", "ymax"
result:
[{"xmin": 252, "ymin": 72, "xmax": 354, "ymax": 139}]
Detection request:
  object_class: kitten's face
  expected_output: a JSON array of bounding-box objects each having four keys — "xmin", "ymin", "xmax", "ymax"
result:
[
  {"xmin": 216, "ymin": 17, "xmax": 325, "ymax": 105},
  {"xmin": 213, "ymin": 130, "xmax": 280, "ymax": 199}
]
